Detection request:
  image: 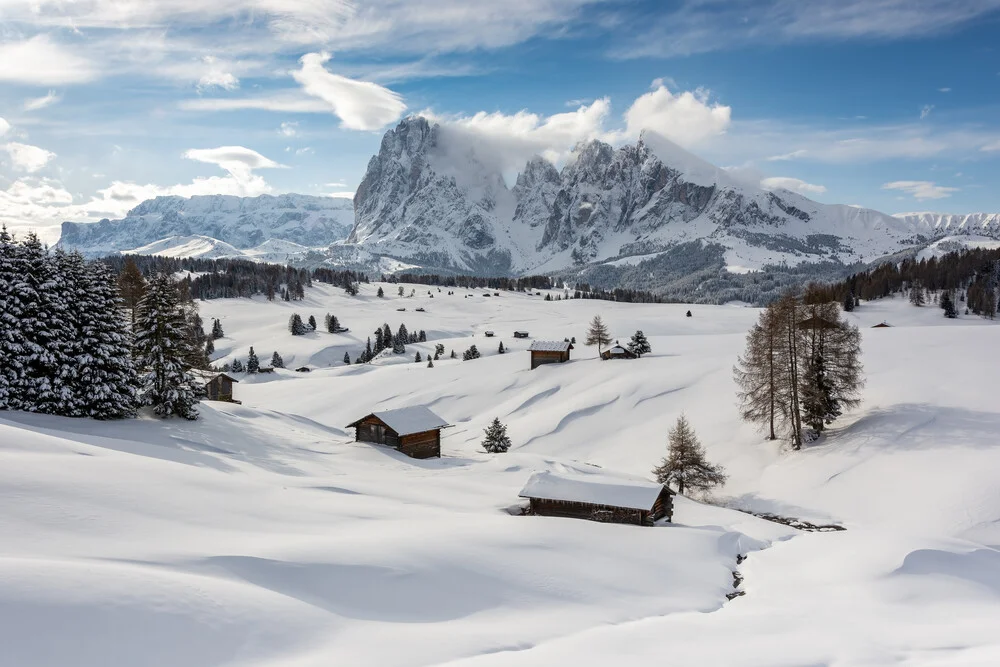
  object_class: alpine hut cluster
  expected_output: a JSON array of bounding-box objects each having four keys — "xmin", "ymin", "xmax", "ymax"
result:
[
  {"xmin": 346, "ymin": 406, "xmax": 452, "ymax": 459},
  {"xmin": 518, "ymin": 470, "xmax": 674, "ymax": 526}
]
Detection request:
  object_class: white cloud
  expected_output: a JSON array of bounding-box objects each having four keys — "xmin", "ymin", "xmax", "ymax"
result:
[
  {"xmin": 23, "ymin": 91, "xmax": 62, "ymax": 112},
  {"xmin": 280, "ymin": 122, "xmax": 299, "ymax": 137},
  {"xmin": 295, "ymin": 147, "xmax": 314, "ymax": 156},
  {"xmin": 0, "ymin": 35, "xmax": 98, "ymax": 85},
  {"xmin": 981, "ymin": 140, "xmax": 1000, "ymax": 152},
  {"xmin": 760, "ymin": 176, "xmax": 827, "ymax": 195},
  {"xmin": 881, "ymin": 180, "xmax": 958, "ymax": 200},
  {"xmin": 4, "ymin": 143, "xmax": 57, "ymax": 173},
  {"xmin": 938, "ymin": 87, "xmax": 952, "ymax": 92},
  {"xmin": 196, "ymin": 56, "xmax": 240, "ymax": 91},
  {"xmin": 292, "ymin": 53, "xmax": 407, "ymax": 131},
  {"xmin": 620, "ymin": 84, "xmax": 731, "ymax": 147},
  {"xmin": 766, "ymin": 149, "xmax": 808, "ymax": 161},
  {"xmin": 183, "ymin": 146, "xmax": 284, "ymax": 183},
  {"xmin": 0, "ymin": 118, "xmax": 10, "ymax": 137},
  {"xmin": 181, "ymin": 93, "xmax": 332, "ymax": 114},
  {"xmin": 920, "ymin": 104, "xmax": 934, "ymax": 119}
]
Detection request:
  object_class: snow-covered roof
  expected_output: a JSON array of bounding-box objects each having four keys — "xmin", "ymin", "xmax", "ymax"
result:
[
  {"xmin": 347, "ymin": 406, "xmax": 451, "ymax": 436},
  {"xmin": 608, "ymin": 345, "xmax": 627, "ymax": 354},
  {"xmin": 528, "ymin": 341, "xmax": 572, "ymax": 352},
  {"xmin": 189, "ymin": 370, "xmax": 238, "ymax": 384},
  {"xmin": 518, "ymin": 471, "xmax": 667, "ymax": 511}
]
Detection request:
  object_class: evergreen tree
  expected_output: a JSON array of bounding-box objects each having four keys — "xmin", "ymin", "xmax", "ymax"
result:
[
  {"xmin": 463, "ymin": 345, "xmax": 480, "ymax": 360},
  {"xmin": 205, "ymin": 337, "xmax": 214, "ymax": 357},
  {"xmin": 627, "ymin": 330, "xmax": 652, "ymax": 357},
  {"xmin": 585, "ymin": 314, "xmax": 612, "ymax": 355},
  {"xmin": 118, "ymin": 258, "xmax": 147, "ymax": 330},
  {"xmin": 271, "ymin": 351, "xmax": 284, "ymax": 369},
  {"xmin": 382, "ymin": 323, "xmax": 392, "ymax": 348},
  {"xmin": 374, "ymin": 327, "xmax": 385, "ymax": 352},
  {"xmin": 134, "ymin": 274, "xmax": 199, "ymax": 419},
  {"xmin": 19, "ymin": 233, "xmax": 66, "ymax": 414},
  {"xmin": 686, "ymin": 310, "xmax": 692, "ymax": 317},
  {"xmin": 651, "ymin": 415, "xmax": 726, "ymax": 495},
  {"xmin": 414, "ymin": 351, "xmax": 422, "ymax": 363},
  {"xmin": 231, "ymin": 358, "xmax": 244, "ymax": 373},
  {"xmin": 418, "ymin": 330, "xmax": 426, "ymax": 342},
  {"xmin": 364, "ymin": 337, "xmax": 373, "ymax": 362},
  {"xmin": 398, "ymin": 285, "xmax": 405, "ymax": 297},
  {"xmin": 266, "ymin": 282, "xmax": 275, "ymax": 301},
  {"xmin": 211, "ymin": 318, "xmax": 224, "ymax": 339},
  {"xmin": 909, "ymin": 284, "xmax": 926, "ymax": 306},
  {"xmin": 343, "ymin": 351, "xmax": 351, "ymax": 364},
  {"xmin": 246, "ymin": 346, "xmax": 260, "ymax": 373},
  {"xmin": 843, "ymin": 290, "xmax": 855, "ymax": 312},
  {"xmin": 377, "ymin": 286, "xmax": 385, "ymax": 297},
  {"xmin": 941, "ymin": 291, "xmax": 958, "ymax": 318},
  {"xmin": 288, "ymin": 313, "xmax": 307, "ymax": 335},
  {"xmin": 481, "ymin": 417, "xmax": 512, "ymax": 453},
  {"xmin": 324, "ymin": 313, "xmax": 332, "ymax": 332},
  {"xmin": 450, "ymin": 350, "xmax": 457, "ymax": 359},
  {"xmin": 308, "ymin": 315, "xmax": 317, "ymax": 330},
  {"xmin": 0, "ymin": 226, "xmax": 26, "ymax": 410},
  {"xmin": 393, "ymin": 324, "xmax": 408, "ymax": 353},
  {"xmin": 498, "ymin": 341, "xmax": 505, "ymax": 354},
  {"xmin": 427, "ymin": 357, "xmax": 434, "ymax": 368},
  {"xmin": 435, "ymin": 343, "xmax": 445, "ymax": 356}
]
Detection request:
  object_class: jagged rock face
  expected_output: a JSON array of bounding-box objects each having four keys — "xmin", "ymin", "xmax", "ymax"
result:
[
  {"xmin": 346, "ymin": 116, "xmax": 977, "ymax": 274},
  {"xmin": 58, "ymin": 194, "xmax": 354, "ymax": 257}
]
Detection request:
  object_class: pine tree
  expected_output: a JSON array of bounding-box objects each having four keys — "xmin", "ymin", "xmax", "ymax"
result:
[
  {"xmin": 308, "ymin": 315, "xmax": 317, "ymax": 330},
  {"xmin": 76, "ymin": 260, "xmax": 139, "ymax": 419},
  {"xmin": 498, "ymin": 341, "xmax": 505, "ymax": 354},
  {"xmin": 393, "ymin": 324, "xmax": 407, "ymax": 354},
  {"xmin": 118, "ymin": 258, "xmax": 147, "ymax": 330},
  {"xmin": 377, "ymin": 286, "xmax": 385, "ymax": 298},
  {"xmin": 382, "ymin": 324, "xmax": 392, "ymax": 348},
  {"xmin": 246, "ymin": 347, "xmax": 260, "ymax": 373},
  {"xmin": 686, "ymin": 310, "xmax": 692, "ymax": 317},
  {"xmin": 843, "ymin": 290, "xmax": 855, "ymax": 312},
  {"xmin": 18, "ymin": 233, "xmax": 66, "ymax": 414},
  {"xmin": 288, "ymin": 313, "xmax": 307, "ymax": 335},
  {"xmin": 585, "ymin": 314, "xmax": 612, "ymax": 355},
  {"xmin": 427, "ymin": 357, "xmax": 434, "ymax": 368},
  {"xmin": 343, "ymin": 351, "xmax": 351, "ymax": 364},
  {"xmin": 481, "ymin": 417, "xmax": 512, "ymax": 453},
  {"xmin": 418, "ymin": 330, "xmax": 426, "ymax": 342},
  {"xmin": 463, "ymin": 345, "xmax": 480, "ymax": 360},
  {"xmin": 798, "ymin": 302, "xmax": 864, "ymax": 436},
  {"xmin": 450, "ymin": 350, "xmax": 456, "ymax": 359},
  {"xmin": 231, "ymin": 358, "xmax": 244, "ymax": 373},
  {"xmin": 271, "ymin": 351, "xmax": 284, "ymax": 369},
  {"xmin": 374, "ymin": 327, "xmax": 385, "ymax": 352},
  {"xmin": 941, "ymin": 291, "xmax": 957, "ymax": 318},
  {"xmin": 205, "ymin": 337, "xmax": 215, "ymax": 357},
  {"xmin": 398, "ymin": 285, "xmax": 405, "ymax": 297},
  {"xmin": 134, "ymin": 274, "xmax": 199, "ymax": 419},
  {"xmin": 435, "ymin": 343, "xmax": 445, "ymax": 356},
  {"xmin": 734, "ymin": 308, "xmax": 783, "ymax": 441},
  {"xmin": 909, "ymin": 283, "xmax": 926, "ymax": 306},
  {"xmin": 0, "ymin": 225, "xmax": 25, "ymax": 410},
  {"xmin": 211, "ymin": 318, "xmax": 224, "ymax": 339},
  {"xmin": 627, "ymin": 330, "xmax": 652, "ymax": 357},
  {"xmin": 651, "ymin": 415, "xmax": 726, "ymax": 495},
  {"xmin": 364, "ymin": 337, "xmax": 373, "ymax": 362},
  {"xmin": 415, "ymin": 351, "xmax": 422, "ymax": 363}
]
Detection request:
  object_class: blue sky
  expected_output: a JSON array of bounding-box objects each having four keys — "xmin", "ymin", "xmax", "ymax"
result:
[{"xmin": 2, "ymin": 0, "xmax": 999, "ymax": 242}]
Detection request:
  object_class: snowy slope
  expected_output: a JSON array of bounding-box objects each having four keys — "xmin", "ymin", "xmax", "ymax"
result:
[
  {"xmin": 3, "ymin": 282, "xmax": 1000, "ymax": 666},
  {"xmin": 57, "ymin": 193, "xmax": 354, "ymax": 258}
]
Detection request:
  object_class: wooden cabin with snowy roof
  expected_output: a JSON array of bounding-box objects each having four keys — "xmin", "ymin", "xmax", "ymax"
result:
[
  {"xmin": 190, "ymin": 370, "xmax": 240, "ymax": 403},
  {"xmin": 346, "ymin": 406, "xmax": 452, "ymax": 459},
  {"xmin": 518, "ymin": 470, "xmax": 674, "ymax": 526},
  {"xmin": 528, "ymin": 340, "xmax": 573, "ymax": 369},
  {"xmin": 601, "ymin": 342, "xmax": 636, "ymax": 360}
]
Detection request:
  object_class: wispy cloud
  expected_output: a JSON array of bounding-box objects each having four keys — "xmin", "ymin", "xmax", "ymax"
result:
[
  {"xmin": 981, "ymin": 140, "xmax": 1000, "ymax": 152},
  {"xmin": 23, "ymin": 91, "xmax": 62, "ymax": 112},
  {"xmin": 292, "ymin": 53, "xmax": 407, "ymax": 131},
  {"xmin": 882, "ymin": 180, "xmax": 958, "ymax": 200},
  {"xmin": 920, "ymin": 104, "xmax": 934, "ymax": 119},
  {"xmin": 766, "ymin": 149, "xmax": 808, "ymax": 161},
  {"xmin": 760, "ymin": 176, "xmax": 827, "ymax": 195},
  {"xmin": 938, "ymin": 87, "xmax": 952, "ymax": 92},
  {"xmin": 0, "ymin": 35, "xmax": 97, "ymax": 84},
  {"xmin": 4, "ymin": 143, "xmax": 57, "ymax": 172},
  {"xmin": 279, "ymin": 122, "xmax": 299, "ymax": 137}
]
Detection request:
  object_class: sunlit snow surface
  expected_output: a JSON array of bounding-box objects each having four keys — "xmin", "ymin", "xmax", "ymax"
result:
[{"xmin": 1, "ymin": 284, "xmax": 998, "ymax": 666}]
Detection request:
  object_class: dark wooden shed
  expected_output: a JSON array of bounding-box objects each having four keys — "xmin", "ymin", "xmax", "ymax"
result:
[
  {"xmin": 190, "ymin": 370, "xmax": 239, "ymax": 403},
  {"xmin": 528, "ymin": 340, "xmax": 573, "ymax": 369},
  {"xmin": 601, "ymin": 343, "xmax": 636, "ymax": 360},
  {"xmin": 519, "ymin": 470, "xmax": 674, "ymax": 526},
  {"xmin": 346, "ymin": 406, "xmax": 452, "ymax": 459}
]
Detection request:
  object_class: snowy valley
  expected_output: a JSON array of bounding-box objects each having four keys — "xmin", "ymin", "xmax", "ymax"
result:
[{"xmin": 2, "ymin": 282, "xmax": 999, "ymax": 666}]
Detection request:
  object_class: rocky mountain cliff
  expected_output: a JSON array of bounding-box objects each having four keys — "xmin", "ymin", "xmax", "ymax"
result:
[
  {"xmin": 58, "ymin": 193, "xmax": 354, "ymax": 258},
  {"xmin": 346, "ymin": 117, "xmax": 990, "ymax": 276}
]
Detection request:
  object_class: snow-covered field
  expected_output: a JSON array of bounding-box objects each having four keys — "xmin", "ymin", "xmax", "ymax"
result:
[{"xmin": 2, "ymin": 284, "xmax": 999, "ymax": 666}]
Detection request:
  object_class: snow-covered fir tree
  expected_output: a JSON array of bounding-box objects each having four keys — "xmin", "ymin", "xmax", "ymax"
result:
[
  {"xmin": 941, "ymin": 291, "xmax": 957, "ymax": 319},
  {"xmin": 463, "ymin": 345, "xmax": 480, "ymax": 360},
  {"xmin": 271, "ymin": 351, "xmax": 284, "ymax": 368},
  {"xmin": 134, "ymin": 274, "xmax": 199, "ymax": 419},
  {"xmin": 377, "ymin": 286, "xmax": 384, "ymax": 297},
  {"xmin": 246, "ymin": 347, "xmax": 260, "ymax": 373},
  {"xmin": 481, "ymin": 417, "xmax": 512, "ymax": 453},
  {"xmin": 231, "ymin": 358, "xmax": 244, "ymax": 373},
  {"xmin": 0, "ymin": 226, "xmax": 25, "ymax": 410},
  {"xmin": 343, "ymin": 351, "xmax": 351, "ymax": 364},
  {"xmin": 211, "ymin": 318, "xmax": 224, "ymax": 339},
  {"xmin": 205, "ymin": 338, "xmax": 214, "ymax": 357},
  {"xmin": 627, "ymin": 330, "xmax": 652, "ymax": 358},
  {"xmin": 498, "ymin": 341, "xmax": 505, "ymax": 354},
  {"xmin": 308, "ymin": 315, "xmax": 317, "ymax": 330},
  {"xmin": 427, "ymin": 357, "xmax": 434, "ymax": 368},
  {"xmin": 288, "ymin": 313, "xmax": 307, "ymax": 335},
  {"xmin": 414, "ymin": 351, "xmax": 422, "ymax": 363}
]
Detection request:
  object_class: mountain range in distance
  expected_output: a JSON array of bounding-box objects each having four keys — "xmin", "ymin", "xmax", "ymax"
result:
[{"xmin": 57, "ymin": 116, "xmax": 1000, "ymax": 296}]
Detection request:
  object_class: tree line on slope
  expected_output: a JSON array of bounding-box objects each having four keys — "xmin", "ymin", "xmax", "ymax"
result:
[{"xmin": 1, "ymin": 229, "xmax": 206, "ymax": 420}]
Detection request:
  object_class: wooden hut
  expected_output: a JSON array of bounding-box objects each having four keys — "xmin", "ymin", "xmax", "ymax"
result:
[
  {"xmin": 346, "ymin": 406, "xmax": 451, "ymax": 459},
  {"xmin": 519, "ymin": 470, "xmax": 674, "ymax": 526},
  {"xmin": 871, "ymin": 322, "xmax": 892, "ymax": 328},
  {"xmin": 513, "ymin": 330, "xmax": 530, "ymax": 338},
  {"xmin": 190, "ymin": 370, "xmax": 239, "ymax": 403},
  {"xmin": 528, "ymin": 340, "xmax": 572, "ymax": 369},
  {"xmin": 601, "ymin": 343, "xmax": 636, "ymax": 360}
]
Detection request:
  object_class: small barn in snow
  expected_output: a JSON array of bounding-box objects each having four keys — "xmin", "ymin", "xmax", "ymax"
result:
[
  {"xmin": 872, "ymin": 322, "xmax": 892, "ymax": 328},
  {"xmin": 601, "ymin": 343, "xmax": 636, "ymax": 360},
  {"xmin": 346, "ymin": 406, "xmax": 451, "ymax": 459},
  {"xmin": 519, "ymin": 470, "xmax": 674, "ymax": 526},
  {"xmin": 528, "ymin": 340, "xmax": 572, "ymax": 369},
  {"xmin": 190, "ymin": 370, "xmax": 240, "ymax": 403}
]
